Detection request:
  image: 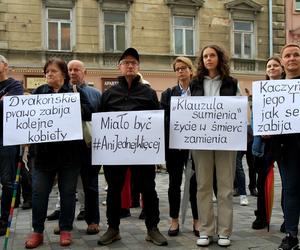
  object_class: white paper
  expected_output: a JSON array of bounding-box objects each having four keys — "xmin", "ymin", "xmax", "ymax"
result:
[
  {"xmin": 169, "ymin": 96, "xmax": 248, "ymax": 151},
  {"xmin": 92, "ymin": 110, "xmax": 165, "ymax": 165}
]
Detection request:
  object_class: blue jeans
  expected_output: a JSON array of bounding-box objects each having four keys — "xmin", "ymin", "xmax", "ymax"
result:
[
  {"xmin": 32, "ymin": 165, "xmax": 80, "ymax": 233},
  {"xmin": 280, "ymin": 143, "xmax": 300, "ymax": 237},
  {"xmin": 0, "ymin": 145, "xmax": 18, "ymax": 222},
  {"xmin": 234, "ymin": 151, "xmax": 246, "ymax": 195}
]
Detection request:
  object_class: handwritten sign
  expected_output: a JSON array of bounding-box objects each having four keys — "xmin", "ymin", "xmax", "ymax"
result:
[
  {"xmin": 170, "ymin": 96, "xmax": 247, "ymax": 150},
  {"xmin": 252, "ymin": 79, "xmax": 300, "ymax": 135},
  {"xmin": 3, "ymin": 93, "xmax": 83, "ymax": 145},
  {"xmin": 92, "ymin": 110, "xmax": 165, "ymax": 165}
]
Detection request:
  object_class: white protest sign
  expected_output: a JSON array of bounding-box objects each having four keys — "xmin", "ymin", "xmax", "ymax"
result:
[
  {"xmin": 252, "ymin": 79, "xmax": 300, "ymax": 135},
  {"xmin": 170, "ymin": 96, "xmax": 248, "ymax": 150},
  {"xmin": 92, "ymin": 110, "xmax": 165, "ymax": 165},
  {"xmin": 3, "ymin": 93, "xmax": 83, "ymax": 145}
]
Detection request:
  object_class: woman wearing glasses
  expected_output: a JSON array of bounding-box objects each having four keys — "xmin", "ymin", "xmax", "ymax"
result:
[{"xmin": 160, "ymin": 57, "xmax": 199, "ymax": 237}]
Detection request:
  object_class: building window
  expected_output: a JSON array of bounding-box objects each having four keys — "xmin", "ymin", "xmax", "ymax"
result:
[
  {"xmin": 296, "ymin": 0, "xmax": 300, "ymax": 10},
  {"xmin": 104, "ymin": 12, "xmax": 126, "ymax": 52},
  {"xmin": 233, "ymin": 21, "xmax": 254, "ymax": 59},
  {"xmin": 47, "ymin": 8, "xmax": 72, "ymax": 51},
  {"xmin": 173, "ymin": 16, "xmax": 194, "ymax": 56}
]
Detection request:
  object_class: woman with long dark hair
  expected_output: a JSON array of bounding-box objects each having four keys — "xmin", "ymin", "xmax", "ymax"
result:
[
  {"xmin": 251, "ymin": 56, "xmax": 285, "ymax": 230},
  {"xmin": 190, "ymin": 45, "xmax": 238, "ymax": 247}
]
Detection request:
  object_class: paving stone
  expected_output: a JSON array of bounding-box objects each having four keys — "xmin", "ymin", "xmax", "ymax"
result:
[{"xmin": 0, "ymin": 166, "xmax": 299, "ymax": 249}]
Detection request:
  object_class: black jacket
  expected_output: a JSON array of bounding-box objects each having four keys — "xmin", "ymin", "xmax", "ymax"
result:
[
  {"xmin": 160, "ymin": 84, "xmax": 182, "ymax": 150},
  {"xmin": 190, "ymin": 75, "xmax": 238, "ymax": 96},
  {"xmin": 0, "ymin": 77, "xmax": 24, "ymax": 146},
  {"xmin": 101, "ymin": 75, "xmax": 159, "ymax": 112},
  {"xmin": 32, "ymin": 82, "xmax": 93, "ymax": 171},
  {"xmin": 271, "ymin": 75, "xmax": 300, "ymax": 161}
]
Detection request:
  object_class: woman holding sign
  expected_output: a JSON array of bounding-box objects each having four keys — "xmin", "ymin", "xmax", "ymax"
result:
[
  {"xmin": 25, "ymin": 58, "xmax": 92, "ymax": 249},
  {"xmin": 251, "ymin": 56, "xmax": 285, "ymax": 231},
  {"xmin": 190, "ymin": 45, "xmax": 238, "ymax": 247},
  {"xmin": 160, "ymin": 57, "xmax": 199, "ymax": 237}
]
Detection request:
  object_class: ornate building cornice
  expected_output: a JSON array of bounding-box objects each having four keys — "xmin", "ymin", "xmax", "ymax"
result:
[
  {"xmin": 225, "ymin": 0, "xmax": 263, "ymax": 15},
  {"xmin": 165, "ymin": 0, "xmax": 204, "ymax": 16},
  {"xmin": 42, "ymin": 0, "xmax": 76, "ymax": 8},
  {"xmin": 98, "ymin": 0, "xmax": 134, "ymax": 11},
  {"xmin": 165, "ymin": 0, "xmax": 205, "ymax": 8}
]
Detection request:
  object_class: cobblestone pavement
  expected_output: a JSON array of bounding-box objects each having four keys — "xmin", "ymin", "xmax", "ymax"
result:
[{"xmin": 0, "ymin": 166, "xmax": 298, "ymax": 250}]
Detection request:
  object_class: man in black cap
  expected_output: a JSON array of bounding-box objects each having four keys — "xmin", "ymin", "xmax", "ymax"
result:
[{"xmin": 98, "ymin": 48, "xmax": 167, "ymax": 246}]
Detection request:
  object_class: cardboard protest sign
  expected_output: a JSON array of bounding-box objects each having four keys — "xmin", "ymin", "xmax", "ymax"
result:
[
  {"xmin": 3, "ymin": 93, "xmax": 83, "ymax": 145},
  {"xmin": 252, "ymin": 79, "xmax": 300, "ymax": 135},
  {"xmin": 170, "ymin": 96, "xmax": 247, "ymax": 151},
  {"xmin": 92, "ymin": 110, "xmax": 165, "ymax": 165}
]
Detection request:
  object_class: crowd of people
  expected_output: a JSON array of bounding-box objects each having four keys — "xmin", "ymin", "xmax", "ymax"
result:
[{"xmin": 0, "ymin": 43, "xmax": 300, "ymax": 250}]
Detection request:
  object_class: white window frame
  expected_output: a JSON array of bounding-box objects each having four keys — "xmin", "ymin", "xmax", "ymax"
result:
[
  {"xmin": 46, "ymin": 8, "xmax": 72, "ymax": 51},
  {"xmin": 232, "ymin": 20, "xmax": 254, "ymax": 59},
  {"xmin": 103, "ymin": 11, "xmax": 127, "ymax": 52},
  {"xmin": 173, "ymin": 16, "xmax": 195, "ymax": 56}
]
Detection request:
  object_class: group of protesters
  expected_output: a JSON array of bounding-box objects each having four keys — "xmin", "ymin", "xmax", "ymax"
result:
[{"xmin": 0, "ymin": 42, "xmax": 300, "ymax": 250}]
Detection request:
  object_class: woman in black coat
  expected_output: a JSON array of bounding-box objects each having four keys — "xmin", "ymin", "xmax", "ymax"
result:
[{"xmin": 25, "ymin": 58, "xmax": 92, "ymax": 249}]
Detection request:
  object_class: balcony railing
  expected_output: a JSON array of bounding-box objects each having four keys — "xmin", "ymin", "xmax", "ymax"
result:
[
  {"xmin": 231, "ymin": 58, "xmax": 266, "ymax": 73},
  {"xmin": 45, "ymin": 51, "xmax": 74, "ymax": 62}
]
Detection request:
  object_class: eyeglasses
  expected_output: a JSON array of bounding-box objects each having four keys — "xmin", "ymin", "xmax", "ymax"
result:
[
  {"xmin": 175, "ymin": 66, "xmax": 188, "ymax": 72},
  {"xmin": 119, "ymin": 60, "xmax": 139, "ymax": 66}
]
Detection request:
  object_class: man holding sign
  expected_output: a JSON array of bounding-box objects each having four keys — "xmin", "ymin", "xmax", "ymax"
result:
[
  {"xmin": 0, "ymin": 55, "xmax": 23, "ymax": 236},
  {"xmin": 274, "ymin": 44, "xmax": 300, "ymax": 250},
  {"xmin": 97, "ymin": 48, "xmax": 167, "ymax": 246}
]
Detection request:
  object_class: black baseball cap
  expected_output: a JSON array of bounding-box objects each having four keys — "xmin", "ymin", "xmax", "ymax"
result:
[{"xmin": 119, "ymin": 47, "xmax": 139, "ymax": 63}]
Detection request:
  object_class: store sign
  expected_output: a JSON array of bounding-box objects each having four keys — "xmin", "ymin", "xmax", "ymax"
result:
[
  {"xmin": 26, "ymin": 76, "xmax": 46, "ymax": 89},
  {"xmin": 102, "ymin": 78, "xmax": 118, "ymax": 91}
]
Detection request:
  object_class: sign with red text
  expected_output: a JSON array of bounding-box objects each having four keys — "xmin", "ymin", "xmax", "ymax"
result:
[
  {"xmin": 92, "ymin": 110, "xmax": 165, "ymax": 165},
  {"xmin": 3, "ymin": 93, "xmax": 83, "ymax": 145},
  {"xmin": 252, "ymin": 79, "xmax": 300, "ymax": 135},
  {"xmin": 169, "ymin": 96, "xmax": 247, "ymax": 150}
]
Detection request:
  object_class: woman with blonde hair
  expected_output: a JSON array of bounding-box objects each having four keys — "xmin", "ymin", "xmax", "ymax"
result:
[{"xmin": 160, "ymin": 56, "xmax": 199, "ymax": 237}]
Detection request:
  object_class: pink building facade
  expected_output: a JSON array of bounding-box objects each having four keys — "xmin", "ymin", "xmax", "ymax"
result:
[{"xmin": 286, "ymin": 0, "xmax": 300, "ymax": 43}]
